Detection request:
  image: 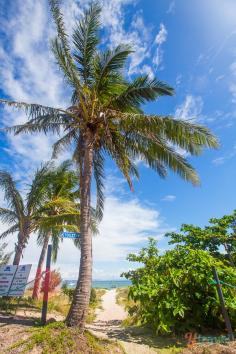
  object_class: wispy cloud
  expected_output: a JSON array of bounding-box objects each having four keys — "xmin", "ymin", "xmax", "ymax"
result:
[
  {"xmin": 97, "ymin": 1, "xmax": 153, "ymax": 76},
  {"xmin": 153, "ymin": 23, "xmax": 168, "ymax": 69},
  {"xmin": 175, "ymin": 95, "xmax": 204, "ymax": 121},
  {"xmin": 229, "ymin": 61, "xmax": 236, "ymax": 103},
  {"xmin": 212, "ymin": 144, "xmax": 236, "ymax": 166},
  {"xmin": 161, "ymin": 195, "xmax": 176, "ymax": 202},
  {"xmin": 166, "ymin": 1, "xmax": 175, "ymax": 15}
]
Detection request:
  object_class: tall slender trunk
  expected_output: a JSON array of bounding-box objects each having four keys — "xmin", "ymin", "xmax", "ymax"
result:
[
  {"xmin": 66, "ymin": 132, "xmax": 93, "ymax": 329},
  {"xmin": 32, "ymin": 233, "xmax": 50, "ymax": 300},
  {"xmin": 13, "ymin": 232, "xmax": 25, "ymax": 265}
]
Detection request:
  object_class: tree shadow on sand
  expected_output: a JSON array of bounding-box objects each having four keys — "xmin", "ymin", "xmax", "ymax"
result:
[
  {"xmin": 88, "ymin": 319, "xmax": 185, "ymax": 349},
  {"xmin": 0, "ymin": 312, "xmax": 37, "ymax": 327}
]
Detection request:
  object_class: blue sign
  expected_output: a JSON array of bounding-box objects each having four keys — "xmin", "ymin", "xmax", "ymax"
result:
[{"xmin": 61, "ymin": 231, "xmax": 81, "ymax": 239}]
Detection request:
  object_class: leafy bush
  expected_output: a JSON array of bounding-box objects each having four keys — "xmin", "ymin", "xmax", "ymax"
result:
[
  {"xmin": 61, "ymin": 283, "xmax": 75, "ymax": 301},
  {"xmin": 123, "ymin": 238, "xmax": 236, "ymax": 334},
  {"xmin": 62, "ymin": 283, "xmax": 97, "ymax": 304},
  {"xmin": 41, "ymin": 270, "xmax": 62, "ymax": 293},
  {"xmin": 90, "ymin": 287, "xmax": 97, "ymax": 304}
]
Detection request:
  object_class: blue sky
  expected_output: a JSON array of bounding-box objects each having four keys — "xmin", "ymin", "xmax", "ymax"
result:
[{"xmin": 0, "ymin": 0, "xmax": 236, "ymax": 279}]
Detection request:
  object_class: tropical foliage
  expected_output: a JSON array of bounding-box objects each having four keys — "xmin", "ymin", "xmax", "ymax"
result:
[
  {"xmin": 0, "ymin": 243, "xmax": 11, "ymax": 265},
  {"xmin": 0, "ymin": 161, "xmax": 80, "ymax": 266},
  {"xmin": 123, "ymin": 238, "xmax": 236, "ymax": 334},
  {"xmin": 32, "ymin": 160, "xmax": 81, "ymax": 299},
  {"xmin": 0, "ymin": 0, "xmax": 218, "ymax": 328},
  {"xmin": 0, "ymin": 164, "xmax": 52, "ymax": 264},
  {"xmin": 166, "ymin": 210, "xmax": 236, "ymax": 265}
]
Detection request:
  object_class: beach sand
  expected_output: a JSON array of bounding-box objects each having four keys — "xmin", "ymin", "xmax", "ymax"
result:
[{"xmin": 88, "ymin": 289, "xmax": 157, "ymax": 354}]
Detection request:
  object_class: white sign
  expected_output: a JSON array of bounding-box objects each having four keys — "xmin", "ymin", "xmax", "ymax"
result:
[
  {"xmin": 0, "ymin": 265, "xmax": 17, "ymax": 296},
  {"xmin": 9, "ymin": 264, "xmax": 32, "ymax": 296},
  {"xmin": 0, "ymin": 264, "xmax": 32, "ymax": 297}
]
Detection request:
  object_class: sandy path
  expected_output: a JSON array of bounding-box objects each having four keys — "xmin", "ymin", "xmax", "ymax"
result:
[
  {"xmin": 96, "ymin": 289, "xmax": 127, "ymax": 322},
  {"xmin": 87, "ymin": 289, "xmax": 157, "ymax": 354}
]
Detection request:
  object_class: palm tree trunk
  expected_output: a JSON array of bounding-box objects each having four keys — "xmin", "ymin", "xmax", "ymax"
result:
[
  {"xmin": 32, "ymin": 233, "xmax": 50, "ymax": 300},
  {"xmin": 13, "ymin": 232, "xmax": 25, "ymax": 265},
  {"xmin": 66, "ymin": 133, "xmax": 93, "ymax": 329}
]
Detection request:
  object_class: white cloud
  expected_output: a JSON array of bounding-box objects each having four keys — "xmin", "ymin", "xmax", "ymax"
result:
[
  {"xmin": 93, "ymin": 195, "xmax": 162, "ymax": 262},
  {"xmin": 215, "ymin": 75, "xmax": 225, "ymax": 82},
  {"xmin": 167, "ymin": 1, "xmax": 175, "ymax": 15},
  {"xmin": 155, "ymin": 23, "xmax": 168, "ymax": 46},
  {"xmin": 176, "ymin": 74, "xmax": 182, "ymax": 86},
  {"xmin": 229, "ymin": 62, "xmax": 236, "ymax": 103},
  {"xmin": 140, "ymin": 64, "xmax": 154, "ymax": 79},
  {"xmin": 212, "ymin": 157, "xmax": 226, "ymax": 166},
  {"xmin": 0, "ymin": 0, "xmax": 71, "ymax": 176},
  {"xmin": 161, "ymin": 195, "xmax": 176, "ymax": 202},
  {"xmin": 175, "ymin": 95, "xmax": 204, "ymax": 121},
  {"xmin": 95, "ymin": 1, "xmax": 153, "ymax": 76},
  {"xmin": 153, "ymin": 23, "xmax": 168, "ymax": 69},
  {"xmin": 212, "ymin": 144, "xmax": 236, "ymax": 166}
]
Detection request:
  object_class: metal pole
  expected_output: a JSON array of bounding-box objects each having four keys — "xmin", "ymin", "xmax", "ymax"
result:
[
  {"xmin": 41, "ymin": 244, "xmax": 52, "ymax": 325},
  {"xmin": 212, "ymin": 267, "xmax": 234, "ymax": 340}
]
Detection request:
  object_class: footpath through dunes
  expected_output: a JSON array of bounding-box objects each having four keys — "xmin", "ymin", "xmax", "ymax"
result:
[{"xmin": 87, "ymin": 288, "xmax": 157, "ymax": 354}]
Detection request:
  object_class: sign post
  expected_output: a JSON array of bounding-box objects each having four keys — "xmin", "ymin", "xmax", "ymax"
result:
[
  {"xmin": 212, "ymin": 267, "xmax": 234, "ymax": 340},
  {"xmin": 41, "ymin": 244, "xmax": 52, "ymax": 325},
  {"xmin": 61, "ymin": 231, "xmax": 80, "ymax": 239}
]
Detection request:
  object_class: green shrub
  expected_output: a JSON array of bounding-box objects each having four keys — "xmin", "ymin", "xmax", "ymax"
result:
[
  {"xmin": 90, "ymin": 287, "xmax": 97, "ymax": 304},
  {"xmin": 123, "ymin": 238, "xmax": 236, "ymax": 334},
  {"xmin": 61, "ymin": 283, "xmax": 74, "ymax": 301},
  {"xmin": 62, "ymin": 284, "xmax": 97, "ymax": 304}
]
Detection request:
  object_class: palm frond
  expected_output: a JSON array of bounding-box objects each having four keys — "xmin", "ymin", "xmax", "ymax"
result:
[
  {"xmin": 0, "ymin": 99, "xmax": 64, "ymax": 120},
  {"xmin": 111, "ymin": 75, "xmax": 174, "ymax": 111},
  {"xmin": 95, "ymin": 45, "xmax": 132, "ymax": 93},
  {"xmin": 104, "ymin": 131, "xmax": 139, "ymax": 190},
  {"xmin": 73, "ymin": 1, "xmax": 101, "ymax": 84},
  {"xmin": 49, "ymin": 0, "xmax": 70, "ymax": 55},
  {"xmin": 52, "ymin": 130, "xmax": 78, "ymax": 159},
  {"xmin": 0, "ymin": 171, "xmax": 24, "ymax": 218},
  {"xmin": 115, "ymin": 112, "xmax": 219, "ymax": 154},
  {"xmin": 49, "ymin": 0, "xmax": 81, "ymax": 90},
  {"xmin": 0, "ymin": 223, "xmax": 19, "ymax": 239},
  {"xmin": 51, "ymin": 38, "xmax": 81, "ymax": 88},
  {"xmin": 0, "ymin": 208, "xmax": 18, "ymax": 224},
  {"xmin": 27, "ymin": 162, "xmax": 54, "ymax": 212},
  {"xmin": 125, "ymin": 133, "xmax": 200, "ymax": 185},
  {"xmin": 93, "ymin": 150, "xmax": 105, "ymax": 221}
]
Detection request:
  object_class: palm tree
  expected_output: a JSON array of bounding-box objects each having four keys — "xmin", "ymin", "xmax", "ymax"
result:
[
  {"xmin": 0, "ymin": 1, "xmax": 219, "ymax": 328},
  {"xmin": 0, "ymin": 164, "xmax": 51, "ymax": 265},
  {"xmin": 32, "ymin": 161, "xmax": 81, "ymax": 299},
  {"xmin": 0, "ymin": 243, "xmax": 11, "ymax": 265}
]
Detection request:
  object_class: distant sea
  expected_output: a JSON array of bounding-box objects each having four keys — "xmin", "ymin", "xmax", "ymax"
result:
[{"xmin": 63, "ymin": 279, "xmax": 131, "ymax": 289}]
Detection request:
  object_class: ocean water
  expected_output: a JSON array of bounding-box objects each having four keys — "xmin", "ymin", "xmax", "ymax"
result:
[{"xmin": 63, "ymin": 279, "xmax": 131, "ymax": 289}]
